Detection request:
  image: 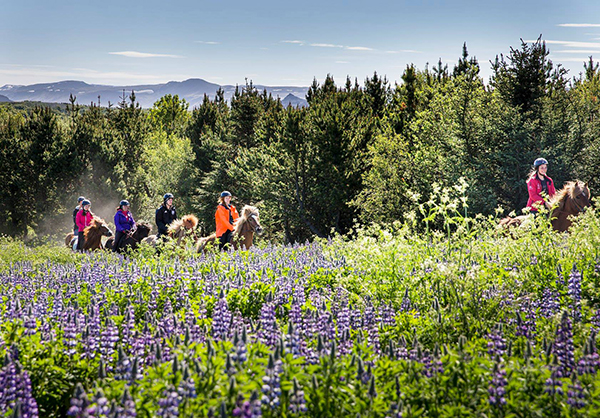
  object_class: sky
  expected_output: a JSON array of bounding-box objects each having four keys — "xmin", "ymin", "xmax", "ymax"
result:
[{"xmin": 2, "ymin": 0, "xmax": 600, "ymax": 87}]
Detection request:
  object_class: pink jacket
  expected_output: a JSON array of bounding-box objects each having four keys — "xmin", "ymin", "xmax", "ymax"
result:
[
  {"xmin": 527, "ymin": 175, "xmax": 556, "ymax": 211},
  {"xmin": 76, "ymin": 210, "xmax": 93, "ymax": 231}
]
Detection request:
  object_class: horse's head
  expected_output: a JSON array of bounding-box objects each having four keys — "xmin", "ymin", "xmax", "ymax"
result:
[
  {"xmin": 87, "ymin": 217, "xmax": 113, "ymax": 238},
  {"xmin": 134, "ymin": 222, "xmax": 152, "ymax": 239},
  {"xmin": 243, "ymin": 207, "xmax": 263, "ymax": 235},
  {"xmin": 567, "ymin": 180, "xmax": 591, "ymax": 213},
  {"xmin": 182, "ymin": 214, "xmax": 198, "ymax": 230}
]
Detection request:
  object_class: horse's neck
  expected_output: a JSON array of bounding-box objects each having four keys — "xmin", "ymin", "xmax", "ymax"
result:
[{"xmin": 84, "ymin": 230, "xmax": 101, "ymax": 249}]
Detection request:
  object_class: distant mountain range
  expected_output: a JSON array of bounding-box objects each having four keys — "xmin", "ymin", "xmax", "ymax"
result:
[
  {"xmin": 0, "ymin": 95, "xmax": 11, "ymax": 103},
  {"xmin": 0, "ymin": 79, "xmax": 309, "ymax": 108}
]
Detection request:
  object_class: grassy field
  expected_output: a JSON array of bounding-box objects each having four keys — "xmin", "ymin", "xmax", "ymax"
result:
[{"xmin": 1, "ymin": 200, "xmax": 600, "ymax": 417}]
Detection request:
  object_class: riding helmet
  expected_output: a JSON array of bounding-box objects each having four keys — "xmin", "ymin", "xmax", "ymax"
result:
[
  {"xmin": 78, "ymin": 196, "xmax": 85, "ymax": 202},
  {"xmin": 220, "ymin": 191, "xmax": 232, "ymax": 198},
  {"xmin": 82, "ymin": 199, "xmax": 91, "ymax": 206},
  {"xmin": 533, "ymin": 158, "xmax": 548, "ymax": 168},
  {"xmin": 120, "ymin": 200, "xmax": 130, "ymax": 207},
  {"xmin": 163, "ymin": 193, "xmax": 174, "ymax": 200}
]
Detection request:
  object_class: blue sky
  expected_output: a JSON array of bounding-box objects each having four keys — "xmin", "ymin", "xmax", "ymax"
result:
[{"xmin": 1, "ymin": 0, "xmax": 600, "ymax": 87}]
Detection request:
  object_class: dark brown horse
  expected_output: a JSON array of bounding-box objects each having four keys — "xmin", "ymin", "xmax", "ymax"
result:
[
  {"xmin": 499, "ymin": 180, "xmax": 591, "ymax": 232},
  {"xmin": 105, "ymin": 222, "xmax": 152, "ymax": 252},
  {"xmin": 64, "ymin": 217, "xmax": 113, "ymax": 251},
  {"xmin": 196, "ymin": 205, "xmax": 263, "ymax": 252}
]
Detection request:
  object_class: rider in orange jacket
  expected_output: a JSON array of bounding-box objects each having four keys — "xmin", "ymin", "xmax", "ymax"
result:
[{"xmin": 215, "ymin": 191, "xmax": 239, "ymax": 250}]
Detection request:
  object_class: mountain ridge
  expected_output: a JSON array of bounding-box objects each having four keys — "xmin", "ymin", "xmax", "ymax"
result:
[{"xmin": 0, "ymin": 78, "xmax": 309, "ymax": 108}]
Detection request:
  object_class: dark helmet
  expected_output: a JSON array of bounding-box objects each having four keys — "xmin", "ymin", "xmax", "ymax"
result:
[
  {"xmin": 120, "ymin": 200, "xmax": 130, "ymax": 207},
  {"xmin": 220, "ymin": 191, "xmax": 232, "ymax": 198},
  {"xmin": 78, "ymin": 196, "xmax": 85, "ymax": 203},
  {"xmin": 82, "ymin": 199, "xmax": 91, "ymax": 206},
  {"xmin": 533, "ymin": 158, "xmax": 548, "ymax": 168},
  {"xmin": 163, "ymin": 193, "xmax": 174, "ymax": 201}
]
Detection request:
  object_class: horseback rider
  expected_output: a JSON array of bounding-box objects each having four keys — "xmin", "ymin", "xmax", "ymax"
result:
[
  {"xmin": 156, "ymin": 193, "xmax": 177, "ymax": 241},
  {"xmin": 215, "ymin": 191, "xmax": 239, "ymax": 251},
  {"xmin": 73, "ymin": 196, "xmax": 85, "ymax": 235},
  {"xmin": 75, "ymin": 199, "xmax": 93, "ymax": 252},
  {"xmin": 113, "ymin": 200, "xmax": 136, "ymax": 253},
  {"xmin": 526, "ymin": 158, "xmax": 556, "ymax": 214}
]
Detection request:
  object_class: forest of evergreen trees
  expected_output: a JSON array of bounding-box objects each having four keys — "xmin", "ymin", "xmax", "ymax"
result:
[{"xmin": 2, "ymin": 38, "xmax": 600, "ymax": 243}]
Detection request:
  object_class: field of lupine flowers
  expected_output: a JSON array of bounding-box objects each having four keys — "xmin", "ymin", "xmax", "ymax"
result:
[{"xmin": 3, "ymin": 198, "xmax": 600, "ymax": 418}]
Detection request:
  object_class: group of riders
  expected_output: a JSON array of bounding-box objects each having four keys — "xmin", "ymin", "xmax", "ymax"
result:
[{"xmin": 72, "ymin": 190, "xmax": 239, "ymax": 252}]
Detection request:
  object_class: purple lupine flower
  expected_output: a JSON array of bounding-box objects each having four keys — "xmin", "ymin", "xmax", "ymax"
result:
[
  {"xmin": 63, "ymin": 312, "xmax": 78, "ymax": 356},
  {"xmin": 400, "ymin": 289, "xmax": 412, "ymax": 313},
  {"xmin": 515, "ymin": 298, "xmax": 537, "ymax": 339},
  {"xmin": 577, "ymin": 334, "xmax": 600, "ymax": 375},
  {"xmin": 554, "ymin": 312, "xmax": 576, "ymax": 375},
  {"xmin": 120, "ymin": 387, "xmax": 137, "ymax": 417},
  {"xmin": 211, "ymin": 291, "xmax": 232, "ymax": 341},
  {"xmin": 100, "ymin": 319, "xmax": 119, "ymax": 363},
  {"xmin": 591, "ymin": 310, "xmax": 600, "ymax": 334},
  {"xmin": 488, "ymin": 361, "xmax": 507, "ymax": 407},
  {"xmin": 233, "ymin": 391, "xmax": 262, "ymax": 418},
  {"xmin": 567, "ymin": 378, "xmax": 585, "ymax": 409},
  {"xmin": 486, "ymin": 326, "xmax": 506, "ymax": 358},
  {"xmin": 289, "ymin": 378, "xmax": 306, "ymax": 415},
  {"xmin": 261, "ymin": 355, "xmax": 282, "ymax": 409},
  {"xmin": 317, "ymin": 308, "xmax": 335, "ymax": 347},
  {"xmin": 178, "ymin": 366, "xmax": 196, "ymax": 400},
  {"xmin": 67, "ymin": 383, "xmax": 89, "ymax": 417},
  {"xmin": 83, "ymin": 304, "xmax": 100, "ymax": 359},
  {"xmin": 157, "ymin": 387, "xmax": 181, "ymax": 417},
  {"xmin": 88, "ymin": 388, "xmax": 110, "ymax": 417},
  {"xmin": 379, "ymin": 304, "xmax": 396, "ymax": 328},
  {"xmin": 0, "ymin": 358, "xmax": 39, "ymax": 418},
  {"xmin": 568, "ymin": 264, "xmax": 582, "ymax": 322},
  {"xmin": 556, "ymin": 264, "xmax": 565, "ymax": 287},
  {"xmin": 114, "ymin": 346, "xmax": 132, "ymax": 381},
  {"xmin": 258, "ymin": 301, "xmax": 280, "ymax": 348},
  {"xmin": 539, "ymin": 288, "xmax": 560, "ymax": 319}
]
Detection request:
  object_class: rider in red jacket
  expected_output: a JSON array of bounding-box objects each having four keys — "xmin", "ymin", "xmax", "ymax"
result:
[
  {"xmin": 75, "ymin": 200, "xmax": 93, "ymax": 251},
  {"xmin": 526, "ymin": 158, "xmax": 556, "ymax": 213}
]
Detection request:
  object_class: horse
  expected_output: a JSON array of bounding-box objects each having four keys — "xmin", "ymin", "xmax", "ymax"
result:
[
  {"xmin": 142, "ymin": 214, "xmax": 199, "ymax": 247},
  {"xmin": 499, "ymin": 180, "xmax": 591, "ymax": 233},
  {"xmin": 105, "ymin": 222, "xmax": 152, "ymax": 252},
  {"xmin": 64, "ymin": 217, "xmax": 113, "ymax": 251},
  {"xmin": 196, "ymin": 205, "xmax": 263, "ymax": 252}
]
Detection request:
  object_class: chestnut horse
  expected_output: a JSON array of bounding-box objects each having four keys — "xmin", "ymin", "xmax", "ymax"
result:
[
  {"xmin": 105, "ymin": 222, "xmax": 152, "ymax": 252},
  {"xmin": 64, "ymin": 217, "xmax": 113, "ymax": 251},
  {"xmin": 499, "ymin": 180, "xmax": 591, "ymax": 232},
  {"xmin": 143, "ymin": 214, "xmax": 199, "ymax": 247},
  {"xmin": 196, "ymin": 205, "xmax": 263, "ymax": 252}
]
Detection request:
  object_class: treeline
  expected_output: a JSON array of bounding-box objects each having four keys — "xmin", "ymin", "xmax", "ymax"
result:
[{"xmin": 1, "ymin": 38, "xmax": 600, "ymax": 242}]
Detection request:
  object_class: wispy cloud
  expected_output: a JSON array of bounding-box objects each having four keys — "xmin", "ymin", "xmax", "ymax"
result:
[
  {"xmin": 345, "ymin": 46, "xmax": 373, "ymax": 51},
  {"xmin": 532, "ymin": 40, "xmax": 600, "ymax": 48},
  {"xmin": 335, "ymin": 61, "xmax": 350, "ymax": 64},
  {"xmin": 195, "ymin": 41, "xmax": 220, "ymax": 45},
  {"xmin": 553, "ymin": 49, "xmax": 600, "ymax": 53},
  {"xmin": 109, "ymin": 51, "xmax": 184, "ymax": 58},
  {"xmin": 311, "ymin": 43, "xmax": 344, "ymax": 48},
  {"xmin": 557, "ymin": 23, "xmax": 600, "ymax": 28},
  {"xmin": 281, "ymin": 40, "xmax": 305, "ymax": 46},
  {"xmin": 552, "ymin": 57, "xmax": 595, "ymax": 62}
]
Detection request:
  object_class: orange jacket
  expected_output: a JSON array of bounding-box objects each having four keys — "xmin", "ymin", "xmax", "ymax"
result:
[{"xmin": 215, "ymin": 204, "xmax": 239, "ymax": 237}]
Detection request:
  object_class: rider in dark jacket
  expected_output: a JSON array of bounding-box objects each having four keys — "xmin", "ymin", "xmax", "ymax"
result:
[{"xmin": 156, "ymin": 193, "xmax": 177, "ymax": 239}]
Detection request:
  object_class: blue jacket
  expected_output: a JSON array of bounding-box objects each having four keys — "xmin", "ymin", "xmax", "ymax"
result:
[{"xmin": 114, "ymin": 210, "xmax": 135, "ymax": 232}]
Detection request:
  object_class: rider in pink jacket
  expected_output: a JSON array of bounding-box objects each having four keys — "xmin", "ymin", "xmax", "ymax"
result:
[{"xmin": 75, "ymin": 200, "xmax": 93, "ymax": 251}]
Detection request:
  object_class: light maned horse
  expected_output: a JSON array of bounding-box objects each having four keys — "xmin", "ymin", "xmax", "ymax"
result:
[
  {"xmin": 64, "ymin": 217, "xmax": 113, "ymax": 251},
  {"xmin": 143, "ymin": 214, "xmax": 199, "ymax": 247},
  {"xmin": 196, "ymin": 205, "xmax": 263, "ymax": 252},
  {"xmin": 499, "ymin": 180, "xmax": 591, "ymax": 232}
]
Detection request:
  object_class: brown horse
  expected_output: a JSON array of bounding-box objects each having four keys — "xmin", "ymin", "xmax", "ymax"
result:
[
  {"xmin": 499, "ymin": 180, "xmax": 591, "ymax": 232},
  {"xmin": 105, "ymin": 222, "xmax": 152, "ymax": 252},
  {"xmin": 143, "ymin": 214, "xmax": 199, "ymax": 247},
  {"xmin": 196, "ymin": 205, "xmax": 263, "ymax": 252},
  {"xmin": 64, "ymin": 217, "xmax": 113, "ymax": 251}
]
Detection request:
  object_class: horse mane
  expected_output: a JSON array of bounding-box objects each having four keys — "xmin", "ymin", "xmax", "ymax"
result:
[
  {"xmin": 549, "ymin": 181, "xmax": 586, "ymax": 212},
  {"xmin": 233, "ymin": 205, "xmax": 259, "ymax": 236},
  {"xmin": 84, "ymin": 217, "xmax": 106, "ymax": 240},
  {"xmin": 168, "ymin": 214, "xmax": 198, "ymax": 237},
  {"xmin": 136, "ymin": 221, "xmax": 152, "ymax": 231}
]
